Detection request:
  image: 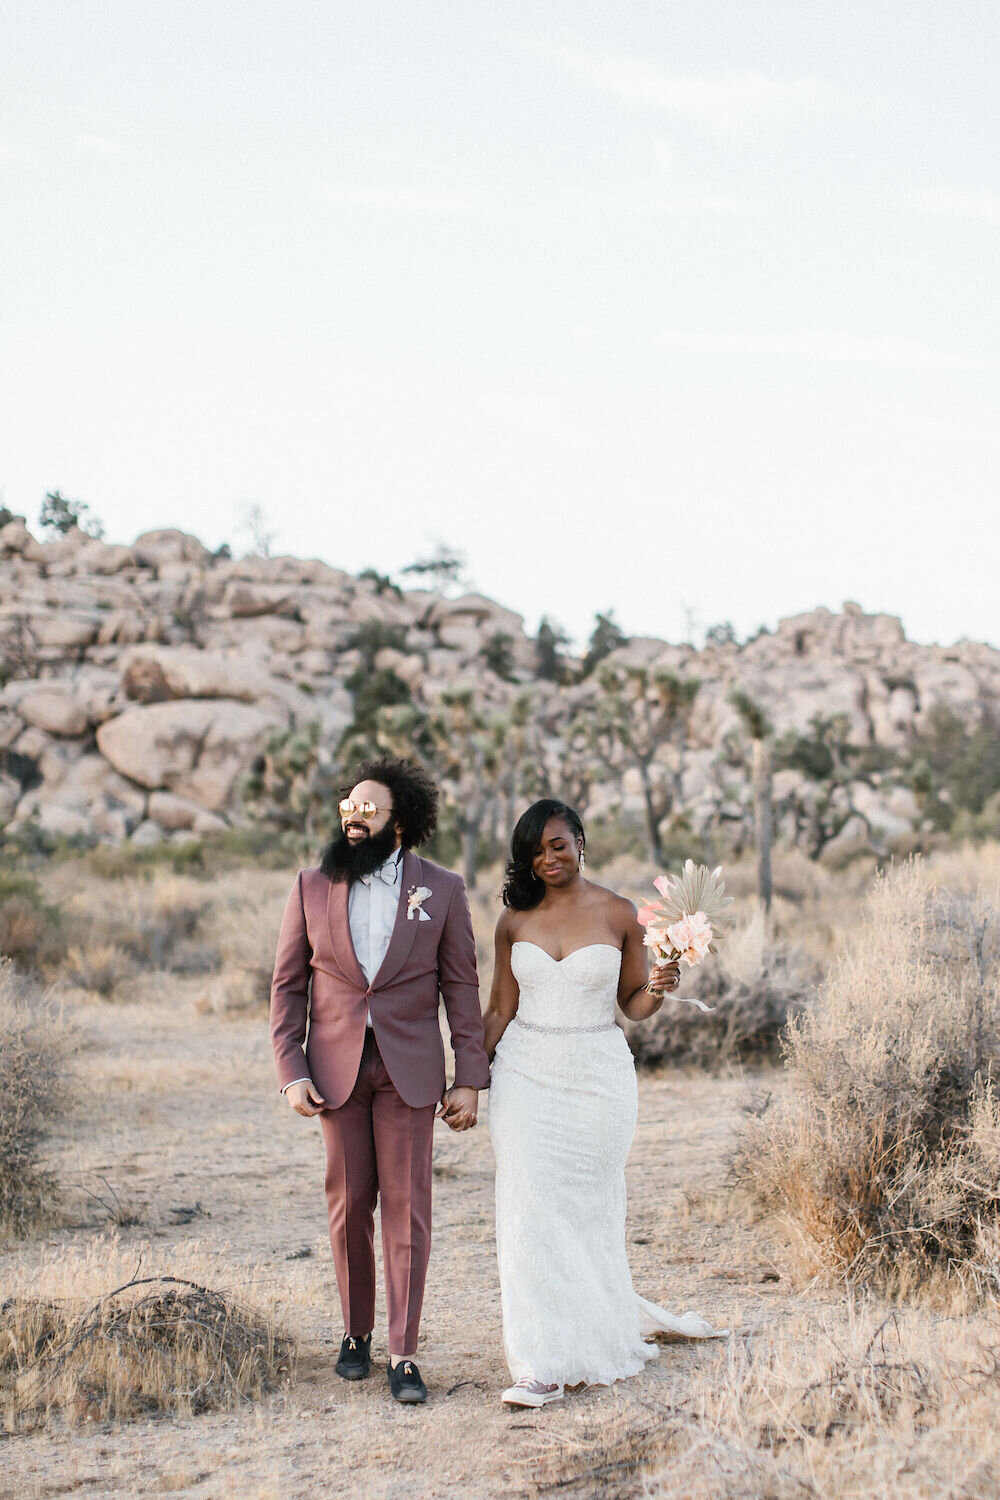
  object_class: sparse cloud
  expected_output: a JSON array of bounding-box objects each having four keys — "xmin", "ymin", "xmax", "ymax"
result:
[
  {"xmin": 658, "ymin": 329, "xmax": 995, "ymax": 374},
  {"xmin": 314, "ymin": 181, "xmax": 500, "ymax": 217},
  {"xmin": 911, "ymin": 188, "xmax": 1000, "ymax": 227},
  {"xmin": 515, "ymin": 34, "xmax": 850, "ymax": 134}
]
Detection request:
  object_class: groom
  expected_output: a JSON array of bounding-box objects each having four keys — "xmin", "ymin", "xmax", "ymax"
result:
[{"xmin": 270, "ymin": 756, "xmax": 489, "ymax": 1404}]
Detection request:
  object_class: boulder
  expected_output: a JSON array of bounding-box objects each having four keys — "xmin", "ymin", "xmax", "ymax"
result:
[
  {"xmin": 120, "ymin": 647, "xmax": 278, "ymax": 705},
  {"xmin": 17, "ymin": 689, "xmax": 89, "ymax": 737},
  {"xmin": 96, "ymin": 698, "xmax": 285, "ymax": 810},
  {"xmin": 76, "ymin": 539, "xmax": 136, "ymax": 576},
  {"xmin": 0, "ymin": 519, "xmax": 47, "ymax": 563},
  {"xmin": 30, "ymin": 612, "xmax": 99, "ymax": 649},
  {"xmin": 133, "ymin": 530, "xmax": 211, "ymax": 568},
  {"xmin": 223, "ymin": 582, "xmax": 299, "ymax": 618},
  {"xmin": 130, "ymin": 819, "xmax": 166, "ymax": 846},
  {"xmin": 148, "ymin": 789, "xmax": 210, "ymax": 831}
]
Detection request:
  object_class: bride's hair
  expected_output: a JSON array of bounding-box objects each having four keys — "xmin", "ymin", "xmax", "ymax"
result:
[{"xmin": 501, "ymin": 799, "xmax": 586, "ymax": 910}]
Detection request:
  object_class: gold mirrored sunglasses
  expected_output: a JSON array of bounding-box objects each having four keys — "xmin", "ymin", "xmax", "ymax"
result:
[{"xmin": 339, "ymin": 799, "xmax": 393, "ymax": 820}]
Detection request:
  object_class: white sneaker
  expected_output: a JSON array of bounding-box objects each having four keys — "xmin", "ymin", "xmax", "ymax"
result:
[{"xmin": 501, "ymin": 1377, "xmax": 564, "ymax": 1408}]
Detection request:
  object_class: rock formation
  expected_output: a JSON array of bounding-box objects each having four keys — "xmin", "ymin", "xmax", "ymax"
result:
[{"xmin": 1, "ymin": 517, "xmax": 998, "ymax": 856}]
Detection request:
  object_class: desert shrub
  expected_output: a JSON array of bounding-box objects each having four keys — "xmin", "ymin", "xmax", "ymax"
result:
[
  {"xmin": 73, "ymin": 838, "xmax": 207, "ymax": 880},
  {"xmin": 734, "ymin": 858, "xmax": 1000, "ymax": 1296},
  {"xmin": 624, "ymin": 910, "xmax": 816, "ymax": 1070},
  {"xmin": 0, "ymin": 961, "xmax": 66, "ymax": 1235},
  {"xmin": 197, "ymin": 871, "xmax": 288, "ymax": 1014},
  {"xmin": 60, "ymin": 941, "xmax": 134, "ymax": 998},
  {"xmin": 0, "ymin": 872, "xmax": 63, "ymax": 970},
  {"xmin": 1, "ymin": 1266, "xmax": 292, "ymax": 1430},
  {"xmin": 57, "ymin": 872, "xmax": 206, "ymax": 980}
]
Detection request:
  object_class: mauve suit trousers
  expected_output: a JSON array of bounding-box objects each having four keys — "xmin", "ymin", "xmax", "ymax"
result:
[{"xmin": 321, "ymin": 1030, "xmax": 434, "ymax": 1353}]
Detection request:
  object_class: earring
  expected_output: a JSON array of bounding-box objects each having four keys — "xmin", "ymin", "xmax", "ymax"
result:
[{"xmin": 579, "ymin": 849, "xmax": 586, "ymax": 871}]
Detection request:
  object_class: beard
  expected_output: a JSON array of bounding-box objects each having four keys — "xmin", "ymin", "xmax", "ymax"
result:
[{"xmin": 320, "ymin": 820, "xmax": 401, "ymax": 884}]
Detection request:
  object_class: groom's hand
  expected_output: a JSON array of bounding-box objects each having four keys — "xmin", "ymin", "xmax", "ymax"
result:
[
  {"xmin": 285, "ymin": 1080, "xmax": 326, "ymax": 1117},
  {"xmin": 436, "ymin": 1086, "xmax": 478, "ymax": 1131}
]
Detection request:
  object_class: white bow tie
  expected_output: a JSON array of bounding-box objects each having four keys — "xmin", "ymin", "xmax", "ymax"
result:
[{"xmin": 361, "ymin": 859, "xmax": 400, "ymax": 888}]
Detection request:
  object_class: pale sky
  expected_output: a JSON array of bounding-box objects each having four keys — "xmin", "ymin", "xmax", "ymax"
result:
[{"xmin": 2, "ymin": 1, "xmax": 997, "ymax": 649}]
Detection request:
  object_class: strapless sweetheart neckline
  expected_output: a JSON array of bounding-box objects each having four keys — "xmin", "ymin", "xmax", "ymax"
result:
[{"xmin": 511, "ymin": 940, "xmax": 621, "ymax": 964}]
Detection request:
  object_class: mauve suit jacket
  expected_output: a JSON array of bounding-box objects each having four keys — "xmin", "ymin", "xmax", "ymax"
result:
[{"xmin": 270, "ymin": 852, "xmax": 490, "ymax": 1110}]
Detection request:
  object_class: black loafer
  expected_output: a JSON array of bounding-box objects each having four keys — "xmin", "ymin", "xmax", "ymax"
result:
[
  {"xmin": 335, "ymin": 1333, "xmax": 372, "ymax": 1380},
  {"xmin": 387, "ymin": 1358, "xmax": 427, "ymax": 1403}
]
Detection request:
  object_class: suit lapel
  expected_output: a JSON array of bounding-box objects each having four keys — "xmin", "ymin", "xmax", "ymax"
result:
[
  {"xmin": 371, "ymin": 849, "xmax": 423, "ymax": 990},
  {"xmin": 325, "ymin": 875, "xmax": 368, "ymax": 989}
]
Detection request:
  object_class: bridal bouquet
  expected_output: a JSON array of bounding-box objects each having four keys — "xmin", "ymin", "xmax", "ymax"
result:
[{"xmin": 637, "ymin": 860, "xmax": 733, "ymax": 1008}]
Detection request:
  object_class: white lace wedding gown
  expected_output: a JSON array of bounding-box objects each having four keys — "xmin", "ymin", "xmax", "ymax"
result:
[{"xmin": 489, "ymin": 941, "xmax": 724, "ymax": 1388}]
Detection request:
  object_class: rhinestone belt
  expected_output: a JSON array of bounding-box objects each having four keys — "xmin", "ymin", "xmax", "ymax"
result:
[{"xmin": 512, "ymin": 1015, "xmax": 616, "ymax": 1035}]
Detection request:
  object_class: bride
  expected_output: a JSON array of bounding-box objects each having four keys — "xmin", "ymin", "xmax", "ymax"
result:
[{"xmin": 484, "ymin": 799, "xmax": 725, "ymax": 1408}]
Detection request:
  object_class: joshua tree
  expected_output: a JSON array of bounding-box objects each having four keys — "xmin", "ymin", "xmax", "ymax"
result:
[
  {"xmin": 534, "ymin": 617, "xmax": 571, "ymax": 683},
  {"xmin": 571, "ymin": 665, "xmax": 700, "ymax": 864},
  {"xmin": 730, "ymin": 690, "xmax": 774, "ymax": 911},
  {"xmin": 580, "ymin": 611, "xmax": 628, "ymax": 678}
]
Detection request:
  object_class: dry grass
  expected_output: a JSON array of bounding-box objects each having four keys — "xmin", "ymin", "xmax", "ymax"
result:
[
  {"xmin": 734, "ymin": 854, "xmax": 1000, "ymax": 1297},
  {"xmin": 51, "ymin": 870, "xmax": 210, "ymax": 984},
  {"xmin": 195, "ymin": 869, "xmax": 290, "ymax": 1014},
  {"xmin": 0, "ymin": 959, "xmax": 67, "ymax": 1237},
  {"xmin": 523, "ymin": 1305, "xmax": 1000, "ymax": 1499},
  {"xmin": 60, "ymin": 939, "xmax": 135, "ymax": 998},
  {"xmin": 0, "ymin": 1238, "xmax": 293, "ymax": 1431},
  {"xmin": 0, "ymin": 873, "xmax": 64, "ymax": 971}
]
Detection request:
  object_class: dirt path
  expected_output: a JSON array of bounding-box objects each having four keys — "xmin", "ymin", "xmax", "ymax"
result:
[{"xmin": 1, "ymin": 983, "xmax": 781, "ymax": 1500}]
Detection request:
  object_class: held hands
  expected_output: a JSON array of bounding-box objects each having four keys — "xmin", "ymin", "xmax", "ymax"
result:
[
  {"xmin": 436, "ymin": 1085, "xmax": 478, "ymax": 1131},
  {"xmin": 647, "ymin": 959, "xmax": 681, "ymax": 997},
  {"xmin": 285, "ymin": 1080, "xmax": 326, "ymax": 1117}
]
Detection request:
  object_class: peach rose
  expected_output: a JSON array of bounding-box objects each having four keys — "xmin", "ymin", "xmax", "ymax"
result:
[{"xmin": 665, "ymin": 912, "xmax": 714, "ymax": 967}]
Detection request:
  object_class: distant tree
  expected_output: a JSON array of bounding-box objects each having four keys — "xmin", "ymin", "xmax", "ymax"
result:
[
  {"xmin": 730, "ymin": 690, "xmax": 774, "ymax": 911},
  {"xmin": 38, "ymin": 491, "xmax": 104, "ymax": 539},
  {"xmin": 243, "ymin": 721, "xmax": 337, "ymax": 837},
  {"xmin": 908, "ymin": 705, "xmax": 1000, "ymax": 831},
  {"xmin": 570, "ymin": 665, "xmax": 699, "ymax": 864},
  {"xmin": 237, "ymin": 502, "xmax": 277, "ymax": 559},
  {"xmin": 358, "ymin": 567, "xmax": 402, "ymax": 598},
  {"xmin": 534, "ymin": 617, "xmax": 571, "ymax": 682},
  {"xmin": 0, "ymin": 506, "xmax": 15, "ymax": 529},
  {"xmin": 492, "ymin": 691, "xmax": 550, "ymax": 846},
  {"xmin": 480, "ymin": 632, "xmax": 516, "ymax": 681},
  {"xmin": 349, "ymin": 620, "xmax": 408, "ymax": 670},
  {"xmin": 580, "ymin": 612, "xmax": 628, "ymax": 678},
  {"xmin": 212, "ymin": 542, "xmax": 233, "ymax": 561},
  {"xmin": 342, "ymin": 668, "xmax": 412, "ymax": 741},
  {"xmin": 400, "ymin": 544, "xmax": 467, "ymax": 595},
  {"xmin": 422, "ymin": 690, "xmax": 500, "ymax": 889},
  {"xmin": 773, "ymin": 713, "xmax": 879, "ymax": 860},
  {"xmin": 705, "ymin": 621, "xmax": 739, "ymax": 648}
]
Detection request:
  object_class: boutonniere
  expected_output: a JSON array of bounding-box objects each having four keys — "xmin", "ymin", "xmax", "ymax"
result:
[{"xmin": 407, "ymin": 885, "xmax": 433, "ymax": 922}]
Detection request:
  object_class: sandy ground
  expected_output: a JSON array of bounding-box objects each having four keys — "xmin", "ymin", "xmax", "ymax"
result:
[{"xmin": 0, "ymin": 980, "xmax": 784, "ymax": 1500}]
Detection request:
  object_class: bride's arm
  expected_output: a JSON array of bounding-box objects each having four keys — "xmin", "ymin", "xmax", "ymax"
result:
[
  {"xmin": 483, "ymin": 912, "xmax": 519, "ymax": 1061},
  {"xmin": 617, "ymin": 901, "xmax": 680, "ymax": 1020}
]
